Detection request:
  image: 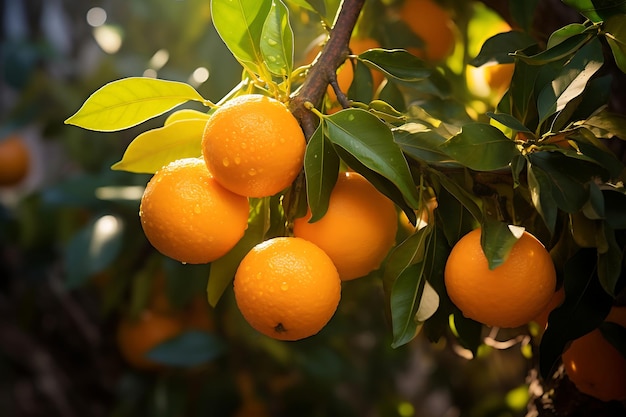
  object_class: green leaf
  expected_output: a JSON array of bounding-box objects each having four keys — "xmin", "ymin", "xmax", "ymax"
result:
[
  {"xmin": 581, "ymin": 109, "xmax": 626, "ymax": 140},
  {"xmin": 510, "ymin": 0, "xmax": 539, "ymax": 32},
  {"xmin": 603, "ymin": 187, "xmax": 626, "ymax": 229},
  {"xmin": 325, "ymin": 109, "xmax": 420, "ymax": 208},
  {"xmin": 64, "ymin": 215, "xmax": 124, "ymax": 288},
  {"xmin": 358, "ymin": 49, "xmax": 431, "ymax": 81},
  {"xmin": 470, "ymin": 31, "xmax": 536, "ymax": 66},
  {"xmin": 439, "ymin": 123, "xmax": 519, "ymax": 171},
  {"xmin": 513, "ymin": 32, "xmax": 593, "ymax": 65},
  {"xmin": 563, "ymin": 0, "xmax": 626, "ymax": 22},
  {"xmin": 450, "ymin": 313, "xmax": 483, "ymax": 356},
  {"xmin": 304, "ymin": 124, "xmax": 340, "ymax": 222},
  {"xmin": 147, "ymin": 330, "xmax": 225, "ymax": 368},
  {"xmin": 261, "ymin": 0, "xmax": 293, "ymax": 76},
  {"xmin": 486, "ymin": 112, "xmax": 532, "ymax": 133},
  {"xmin": 387, "ymin": 227, "xmax": 434, "ymax": 347},
  {"xmin": 539, "ymin": 248, "xmax": 613, "ymax": 378},
  {"xmin": 211, "ymin": 0, "xmax": 272, "ymax": 76},
  {"xmin": 546, "ymin": 23, "xmax": 588, "ymax": 49},
  {"xmin": 429, "ymin": 169, "xmax": 483, "ymax": 223},
  {"xmin": 597, "ymin": 224, "xmax": 622, "ymax": 295},
  {"xmin": 394, "ymin": 125, "xmax": 456, "ymax": 166},
  {"xmin": 207, "ymin": 199, "xmax": 267, "ymax": 307},
  {"xmin": 605, "ymin": 15, "xmax": 626, "ymax": 73},
  {"xmin": 286, "ymin": 0, "xmax": 325, "ymax": 16},
  {"xmin": 165, "ymin": 109, "xmax": 210, "ymax": 125},
  {"xmin": 526, "ymin": 163, "xmax": 558, "ymax": 234},
  {"xmin": 111, "ymin": 119, "xmax": 205, "ymax": 174},
  {"xmin": 348, "ymin": 60, "xmax": 375, "ymax": 103},
  {"xmin": 65, "ymin": 77, "xmax": 206, "ymax": 131},
  {"xmin": 507, "ymin": 58, "xmax": 541, "ymax": 126},
  {"xmin": 481, "ymin": 219, "xmax": 521, "ymax": 270},
  {"xmin": 536, "ymin": 38, "xmax": 604, "ymax": 125}
]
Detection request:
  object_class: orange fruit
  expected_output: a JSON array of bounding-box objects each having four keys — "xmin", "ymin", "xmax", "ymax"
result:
[
  {"xmin": 484, "ymin": 62, "xmax": 515, "ymax": 96},
  {"xmin": 202, "ymin": 94, "xmax": 306, "ymax": 198},
  {"xmin": 562, "ymin": 307, "xmax": 626, "ymax": 402},
  {"xmin": 400, "ymin": 0, "xmax": 456, "ymax": 62},
  {"xmin": 117, "ymin": 310, "xmax": 184, "ymax": 370},
  {"xmin": 293, "ymin": 172, "xmax": 398, "ymax": 281},
  {"xmin": 444, "ymin": 228, "xmax": 556, "ymax": 328},
  {"xmin": 0, "ymin": 135, "xmax": 29, "ymax": 186},
  {"xmin": 233, "ymin": 237, "xmax": 341, "ymax": 341},
  {"xmin": 139, "ymin": 158, "xmax": 249, "ymax": 264}
]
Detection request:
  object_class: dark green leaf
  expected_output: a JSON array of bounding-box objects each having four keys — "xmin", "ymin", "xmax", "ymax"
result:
[
  {"xmin": 147, "ymin": 330, "xmax": 225, "ymax": 367},
  {"xmin": 450, "ymin": 313, "xmax": 483, "ymax": 356},
  {"xmin": 539, "ymin": 248, "xmax": 613, "ymax": 378},
  {"xmin": 510, "ymin": 0, "xmax": 539, "ymax": 32},
  {"xmin": 547, "ymin": 23, "xmax": 588, "ymax": 49},
  {"xmin": 439, "ymin": 123, "xmax": 519, "ymax": 171},
  {"xmin": 261, "ymin": 0, "xmax": 293, "ymax": 76},
  {"xmin": 605, "ymin": 14, "xmax": 626, "ymax": 73},
  {"xmin": 563, "ymin": 0, "xmax": 626, "ymax": 22},
  {"xmin": 325, "ymin": 109, "xmax": 420, "ymax": 208},
  {"xmin": 597, "ymin": 224, "xmax": 622, "ymax": 295},
  {"xmin": 536, "ymin": 38, "xmax": 604, "ymax": 124},
  {"xmin": 394, "ymin": 125, "xmax": 456, "ymax": 166},
  {"xmin": 304, "ymin": 124, "xmax": 340, "ymax": 222},
  {"xmin": 507, "ymin": 57, "xmax": 541, "ymax": 126},
  {"xmin": 481, "ymin": 219, "xmax": 520, "ymax": 270},
  {"xmin": 471, "ymin": 31, "xmax": 536, "ymax": 66},
  {"xmin": 378, "ymin": 78, "xmax": 406, "ymax": 112},
  {"xmin": 527, "ymin": 163, "xmax": 558, "ymax": 234},
  {"xmin": 65, "ymin": 215, "xmax": 124, "ymax": 288},
  {"xmin": 358, "ymin": 49, "xmax": 431, "ymax": 81},
  {"xmin": 603, "ymin": 187, "xmax": 626, "ymax": 229},
  {"xmin": 348, "ymin": 60, "xmax": 374, "ymax": 103},
  {"xmin": 486, "ymin": 112, "xmax": 532, "ymax": 133},
  {"xmin": 429, "ymin": 169, "xmax": 482, "ymax": 223},
  {"xmin": 600, "ymin": 322, "xmax": 626, "ymax": 358},
  {"xmin": 513, "ymin": 33, "xmax": 593, "ymax": 65}
]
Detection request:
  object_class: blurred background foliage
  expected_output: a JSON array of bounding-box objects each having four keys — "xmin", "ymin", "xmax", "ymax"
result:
[{"xmin": 1, "ymin": 1, "xmax": 625, "ymax": 417}]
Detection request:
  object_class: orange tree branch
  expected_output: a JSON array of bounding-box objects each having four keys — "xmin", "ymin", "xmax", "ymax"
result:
[{"xmin": 289, "ymin": 0, "xmax": 366, "ymax": 139}]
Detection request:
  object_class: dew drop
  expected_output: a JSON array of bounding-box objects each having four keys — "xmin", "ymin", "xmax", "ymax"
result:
[
  {"xmin": 348, "ymin": 114, "xmax": 355, "ymax": 121},
  {"xmin": 280, "ymin": 282, "xmax": 289, "ymax": 291},
  {"xmin": 234, "ymin": 156, "xmax": 241, "ymax": 165},
  {"xmin": 193, "ymin": 204, "xmax": 201, "ymax": 214},
  {"xmin": 222, "ymin": 157, "xmax": 230, "ymax": 167},
  {"xmin": 241, "ymin": 142, "xmax": 247, "ymax": 149},
  {"xmin": 268, "ymin": 55, "xmax": 277, "ymax": 62},
  {"xmin": 267, "ymin": 39, "xmax": 278, "ymax": 46},
  {"xmin": 182, "ymin": 262, "xmax": 187, "ymax": 265},
  {"xmin": 248, "ymin": 168, "xmax": 257, "ymax": 176}
]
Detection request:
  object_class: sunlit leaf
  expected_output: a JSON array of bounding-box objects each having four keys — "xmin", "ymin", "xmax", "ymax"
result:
[
  {"xmin": 165, "ymin": 109, "xmax": 210, "ymax": 125},
  {"xmin": 513, "ymin": 33, "xmax": 593, "ymax": 65},
  {"xmin": 207, "ymin": 199, "xmax": 267, "ymax": 307},
  {"xmin": 261, "ymin": 0, "xmax": 293, "ymax": 76},
  {"xmin": 65, "ymin": 77, "xmax": 207, "ymax": 131},
  {"xmin": 547, "ymin": 23, "xmax": 588, "ymax": 49},
  {"xmin": 304, "ymin": 124, "xmax": 340, "ymax": 223},
  {"xmin": 147, "ymin": 330, "xmax": 225, "ymax": 367},
  {"xmin": 536, "ymin": 38, "xmax": 604, "ymax": 124},
  {"xmin": 358, "ymin": 49, "xmax": 431, "ymax": 81},
  {"xmin": 439, "ymin": 123, "xmax": 519, "ymax": 171},
  {"xmin": 486, "ymin": 112, "xmax": 532, "ymax": 133},
  {"xmin": 286, "ymin": 0, "xmax": 325, "ymax": 16},
  {"xmin": 394, "ymin": 127, "xmax": 456, "ymax": 166},
  {"xmin": 111, "ymin": 119, "xmax": 206, "ymax": 174},
  {"xmin": 211, "ymin": 0, "xmax": 272, "ymax": 76},
  {"xmin": 325, "ymin": 108, "xmax": 420, "ymax": 208}
]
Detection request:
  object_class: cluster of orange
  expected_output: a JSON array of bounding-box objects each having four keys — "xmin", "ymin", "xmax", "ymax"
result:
[{"xmin": 139, "ymin": 94, "xmax": 399, "ymax": 342}]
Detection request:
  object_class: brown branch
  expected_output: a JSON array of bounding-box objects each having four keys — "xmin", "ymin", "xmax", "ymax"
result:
[{"xmin": 289, "ymin": 0, "xmax": 366, "ymax": 139}]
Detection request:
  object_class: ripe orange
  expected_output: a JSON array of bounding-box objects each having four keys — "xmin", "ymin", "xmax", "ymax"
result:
[
  {"xmin": 0, "ymin": 135, "xmax": 29, "ymax": 186},
  {"xmin": 562, "ymin": 307, "xmax": 626, "ymax": 402},
  {"xmin": 139, "ymin": 158, "xmax": 249, "ymax": 264},
  {"xmin": 233, "ymin": 237, "xmax": 341, "ymax": 341},
  {"xmin": 293, "ymin": 172, "xmax": 398, "ymax": 281},
  {"xmin": 202, "ymin": 94, "xmax": 306, "ymax": 197},
  {"xmin": 117, "ymin": 310, "xmax": 184, "ymax": 370},
  {"xmin": 400, "ymin": 0, "xmax": 456, "ymax": 62},
  {"xmin": 484, "ymin": 62, "xmax": 515, "ymax": 96},
  {"xmin": 444, "ymin": 228, "xmax": 556, "ymax": 328}
]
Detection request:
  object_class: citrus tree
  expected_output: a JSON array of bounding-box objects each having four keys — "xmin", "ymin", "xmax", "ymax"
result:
[{"xmin": 57, "ymin": 0, "xmax": 626, "ymax": 414}]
